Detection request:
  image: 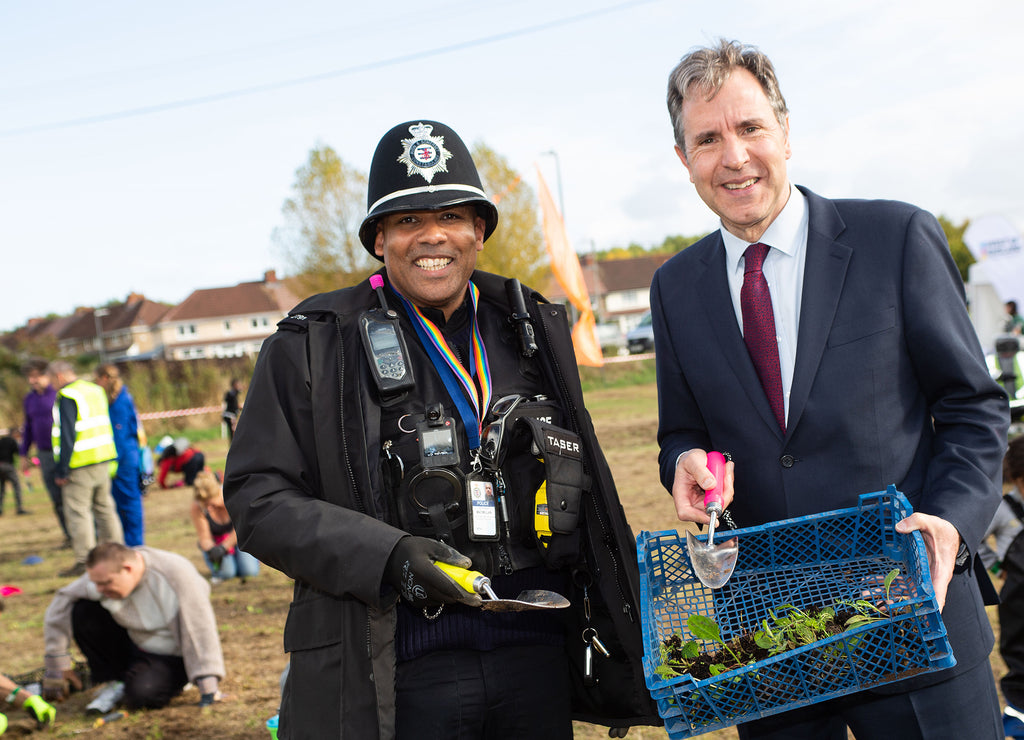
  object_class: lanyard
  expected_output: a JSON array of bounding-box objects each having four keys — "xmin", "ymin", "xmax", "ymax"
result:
[{"xmin": 395, "ymin": 282, "xmax": 493, "ymax": 449}]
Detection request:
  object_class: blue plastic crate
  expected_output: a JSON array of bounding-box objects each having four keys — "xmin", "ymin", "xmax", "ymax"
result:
[{"xmin": 636, "ymin": 487, "xmax": 955, "ymax": 738}]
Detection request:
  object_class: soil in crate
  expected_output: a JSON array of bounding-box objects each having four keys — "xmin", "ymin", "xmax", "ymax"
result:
[{"xmin": 660, "ymin": 603, "xmax": 865, "ymax": 680}]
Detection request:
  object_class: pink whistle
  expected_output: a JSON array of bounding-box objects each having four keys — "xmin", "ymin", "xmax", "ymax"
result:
[{"xmin": 369, "ymin": 274, "xmax": 390, "ymax": 311}]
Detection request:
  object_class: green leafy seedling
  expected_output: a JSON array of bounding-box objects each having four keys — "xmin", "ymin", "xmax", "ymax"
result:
[
  {"xmin": 884, "ymin": 568, "xmax": 900, "ymax": 601},
  {"xmin": 688, "ymin": 613, "xmax": 743, "ymax": 666},
  {"xmin": 657, "ymin": 632, "xmax": 702, "ymax": 679}
]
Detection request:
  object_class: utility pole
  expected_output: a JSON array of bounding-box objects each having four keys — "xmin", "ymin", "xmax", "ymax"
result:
[{"xmin": 94, "ymin": 308, "xmax": 109, "ymax": 364}]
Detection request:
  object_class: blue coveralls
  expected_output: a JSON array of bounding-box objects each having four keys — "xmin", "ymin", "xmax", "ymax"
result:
[{"xmin": 108, "ymin": 387, "xmax": 145, "ymax": 546}]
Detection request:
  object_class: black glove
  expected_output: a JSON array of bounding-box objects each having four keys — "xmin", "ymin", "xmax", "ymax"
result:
[
  {"xmin": 207, "ymin": 544, "xmax": 227, "ymax": 567},
  {"xmin": 41, "ymin": 674, "xmax": 68, "ymax": 702},
  {"xmin": 384, "ymin": 537, "xmax": 482, "ymax": 607}
]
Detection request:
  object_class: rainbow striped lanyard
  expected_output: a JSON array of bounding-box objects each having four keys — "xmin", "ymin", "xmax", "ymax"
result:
[{"xmin": 395, "ymin": 281, "xmax": 493, "ymax": 450}]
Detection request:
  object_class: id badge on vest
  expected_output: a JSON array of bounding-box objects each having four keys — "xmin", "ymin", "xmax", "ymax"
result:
[{"xmin": 466, "ymin": 470, "xmax": 499, "ymax": 542}]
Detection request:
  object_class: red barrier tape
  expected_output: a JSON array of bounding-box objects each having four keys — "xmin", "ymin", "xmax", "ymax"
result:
[{"xmin": 138, "ymin": 406, "xmax": 222, "ymax": 421}]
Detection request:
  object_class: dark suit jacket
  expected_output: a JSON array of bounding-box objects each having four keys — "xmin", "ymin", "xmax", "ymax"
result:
[{"xmin": 651, "ymin": 185, "xmax": 1009, "ymax": 689}]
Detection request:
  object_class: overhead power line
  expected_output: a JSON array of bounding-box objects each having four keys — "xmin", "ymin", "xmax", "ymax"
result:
[{"xmin": 0, "ymin": 1, "xmax": 655, "ymax": 139}]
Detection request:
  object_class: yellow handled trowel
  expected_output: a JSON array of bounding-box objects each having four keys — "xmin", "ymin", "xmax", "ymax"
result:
[{"xmin": 435, "ymin": 562, "xmax": 570, "ymax": 612}]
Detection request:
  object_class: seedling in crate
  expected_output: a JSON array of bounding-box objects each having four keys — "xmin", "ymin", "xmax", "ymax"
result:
[
  {"xmin": 840, "ymin": 568, "xmax": 906, "ymax": 628},
  {"xmin": 754, "ymin": 604, "xmax": 844, "ymax": 657},
  {"xmin": 688, "ymin": 613, "xmax": 744, "ymax": 675},
  {"xmin": 657, "ymin": 569, "xmax": 909, "ymax": 680}
]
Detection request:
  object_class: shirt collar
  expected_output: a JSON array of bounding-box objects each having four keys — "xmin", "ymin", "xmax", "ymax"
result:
[
  {"xmin": 391, "ymin": 284, "xmax": 471, "ymax": 332},
  {"xmin": 721, "ymin": 185, "xmax": 808, "ymax": 269}
]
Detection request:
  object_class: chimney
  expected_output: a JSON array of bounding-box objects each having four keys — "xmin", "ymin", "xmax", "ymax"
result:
[{"xmin": 264, "ymin": 269, "xmax": 277, "ymax": 283}]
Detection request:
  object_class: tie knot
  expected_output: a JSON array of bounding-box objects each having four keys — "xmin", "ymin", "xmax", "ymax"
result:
[{"xmin": 744, "ymin": 242, "xmax": 770, "ymax": 273}]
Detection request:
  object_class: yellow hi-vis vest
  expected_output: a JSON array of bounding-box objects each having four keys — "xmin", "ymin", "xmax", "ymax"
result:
[
  {"xmin": 987, "ymin": 352, "xmax": 1024, "ymax": 400},
  {"xmin": 52, "ymin": 379, "xmax": 118, "ymax": 470}
]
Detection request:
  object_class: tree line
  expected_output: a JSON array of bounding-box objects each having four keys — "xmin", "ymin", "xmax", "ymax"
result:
[{"xmin": 1, "ymin": 138, "xmax": 977, "ymax": 429}]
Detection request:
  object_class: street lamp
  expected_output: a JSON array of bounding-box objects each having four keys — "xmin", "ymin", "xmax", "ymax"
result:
[
  {"xmin": 540, "ymin": 149, "xmax": 565, "ymax": 221},
  {"xmin": 94, "ymin": 308, "xmax": 110, "ymax": 364}
]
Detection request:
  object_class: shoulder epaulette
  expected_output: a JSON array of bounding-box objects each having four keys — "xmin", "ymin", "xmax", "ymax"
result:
[{"xmin": 277, "ymin": 310, "xmax": 336, "ymax": 333}]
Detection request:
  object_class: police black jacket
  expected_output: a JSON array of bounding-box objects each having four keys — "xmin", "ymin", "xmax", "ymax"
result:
[{"xmin": 224, "ymin": 269, "xmax": 659, "ymax": 738}]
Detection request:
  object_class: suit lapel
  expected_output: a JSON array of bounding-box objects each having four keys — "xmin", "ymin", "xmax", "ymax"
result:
[
  {"xmin": 696, "ymin": 236, "xmax": 786, "ymax": 439},
  {"xmin": 787, "ymin": 189, "xmax": 852, "ymax": 434}
]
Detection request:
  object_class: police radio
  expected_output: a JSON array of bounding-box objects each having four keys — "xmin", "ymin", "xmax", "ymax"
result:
[{"xmin": 359, "ymin": 275, "xmax": 415, "ymax": 394}]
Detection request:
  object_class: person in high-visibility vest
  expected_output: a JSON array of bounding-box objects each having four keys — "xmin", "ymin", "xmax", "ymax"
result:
[
  {"xmin": 48, "ymin": 361, "xmax": 124, "ymax": 578},
  {"xmin": 988, "ymin": 348, "xmax": 1024, "ymax": 400}
]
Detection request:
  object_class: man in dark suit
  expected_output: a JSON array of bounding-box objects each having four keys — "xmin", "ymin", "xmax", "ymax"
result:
[{"xmin": 652, "ymin": 39, "xmax": 1009, "ymax": 739}]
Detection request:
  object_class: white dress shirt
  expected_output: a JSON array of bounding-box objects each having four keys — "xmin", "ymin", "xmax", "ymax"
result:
[{"xmin": 720, "ymin": 185, "xmax": 809, "ymax": 424}]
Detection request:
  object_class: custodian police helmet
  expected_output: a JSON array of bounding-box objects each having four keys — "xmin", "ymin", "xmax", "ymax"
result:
[{"xmin": 358, "ymin": 120, "xmax": 499, "ymax": 257}]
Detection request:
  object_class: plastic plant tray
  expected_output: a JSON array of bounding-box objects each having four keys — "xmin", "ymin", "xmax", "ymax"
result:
[{"xmin": 636, "ymin": 486, "xmax": 954, "ymax": 738}]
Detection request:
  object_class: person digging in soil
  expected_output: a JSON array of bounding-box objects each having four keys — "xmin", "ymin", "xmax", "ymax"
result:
[
  {"xmin": 1, "ymin": 596, "xmax": 57, "ymax": 734},
  {"xmin": 41, "ymin": 543, "xmax": 225, "ymax": 712}
]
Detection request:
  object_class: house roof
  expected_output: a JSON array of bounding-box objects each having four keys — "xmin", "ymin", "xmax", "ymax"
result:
[
  {"xmin": 161, "ymin": 274, "xmax": 300, "ymax": 322},
  {"xmin": 597, "ymin": 254, "xmax": 673, "ymax": 292},
  {"xmin": 545, "ymin": 253, "xmax": 672, "ymax": 302},
  {"xmin": 59, "ymin": 296, "xmax": 172, "ymax": 341},
  {"xmin": 24, "ymin": 314, "xmax": 78, "ymax": 340}
]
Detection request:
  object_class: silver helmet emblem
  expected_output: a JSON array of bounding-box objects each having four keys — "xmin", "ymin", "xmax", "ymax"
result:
[{"xmin": 397, "ymin": 122, "xmax": 453, "ymax": 184}]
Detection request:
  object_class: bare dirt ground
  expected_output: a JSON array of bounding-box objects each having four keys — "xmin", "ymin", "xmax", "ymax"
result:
[{"xmin": 0, "ymin": 381, "xmax": 1004, "ymax": 739}]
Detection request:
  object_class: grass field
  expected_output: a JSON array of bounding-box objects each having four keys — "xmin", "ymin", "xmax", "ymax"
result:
[{"xmin": 0, "ymin": 380, "xmax": 1005, "ymax": 738}]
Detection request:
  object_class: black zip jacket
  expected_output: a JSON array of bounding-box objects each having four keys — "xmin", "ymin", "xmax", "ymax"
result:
[{"xmin": 224, "ymin": 269, "xmax": 659, "ymax": 738}]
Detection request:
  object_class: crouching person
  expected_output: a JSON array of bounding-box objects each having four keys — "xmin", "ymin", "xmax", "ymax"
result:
[{"xmin": 41, "ymin": 542, "xmax": 225, "ymax": 713}]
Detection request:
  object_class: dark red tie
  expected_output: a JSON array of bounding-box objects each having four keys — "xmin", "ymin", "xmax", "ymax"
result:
[{"xmin": 741, "ymin": 243, "xmax": 785, "ymax": 432}]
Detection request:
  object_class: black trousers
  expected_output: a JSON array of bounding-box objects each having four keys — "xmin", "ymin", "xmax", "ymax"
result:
[
  {"xmin": 0, "ymin": 462, "xmax": 23, "ymax": 512},
  {"xmin": 395, "ymin": 644, "xmax": 572, "ymax": 740},
  {"xmin": 71, "ymin": 600, "xmax": 188, "ymax": 709},
  {"xmin": 182, "ymin": 453, "xmax": 205, "ymax": 485},
  {"xmin": 736, "ymin": 657, "xmax": 1001, "ymax": 740},
  {"xmin": 1001, "ymin": 536, "xmax": 1024, "ymax": 709}
]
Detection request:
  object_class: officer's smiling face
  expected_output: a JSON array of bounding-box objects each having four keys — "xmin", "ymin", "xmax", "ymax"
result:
[{"xmin": 375, "ymin": 205, "xmax": 485, "ymax": 320}]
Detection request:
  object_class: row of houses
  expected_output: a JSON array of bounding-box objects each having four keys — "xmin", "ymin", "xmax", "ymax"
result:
[
  {"xmin": 6, "ymin": 270, "xmax": 300, "ymax": 363},
  {"xmin": 5, "ymin": 254, "xmax": 669, "ymax": 363},
  {"xmin": 545, "ymin": 253, "xmax": 669, "ymax": 338}
]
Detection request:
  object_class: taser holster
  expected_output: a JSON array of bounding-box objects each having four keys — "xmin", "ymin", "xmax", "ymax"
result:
[{"xmin": 517, "ymin": 415, "xmax": 588, "ymax": 568}]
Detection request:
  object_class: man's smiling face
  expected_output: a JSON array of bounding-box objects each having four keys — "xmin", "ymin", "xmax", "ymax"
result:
[
  {"xmin": 374, "ymin": 205, "xmax": 485, "ymax": 319},
  {"xmin": 677, "ymin": 67, "xmax": 792, "ymax": 243}
]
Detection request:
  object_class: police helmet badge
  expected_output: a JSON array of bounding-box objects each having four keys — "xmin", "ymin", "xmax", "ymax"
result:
[
  {"xmin": 398, "ymin": 123, "xmax": 453, "ymax": 184},
  {"xmin": 358, "ymin": 119, "xmax": 500, "ymax": 257}
]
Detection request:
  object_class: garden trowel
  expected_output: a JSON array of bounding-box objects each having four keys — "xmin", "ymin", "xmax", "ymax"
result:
[
  {"xmin": 686, "ymin": 451, "xmax": 738, "ymax": 589},
  {"xmin": 435, "ymin": 562, "xmax": 570, "ymax": 611}
]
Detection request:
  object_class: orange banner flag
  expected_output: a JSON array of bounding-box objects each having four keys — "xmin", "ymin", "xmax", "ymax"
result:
[{"xmin": 536, "ymin": 165, "xmax": 603, "ymax": 367}]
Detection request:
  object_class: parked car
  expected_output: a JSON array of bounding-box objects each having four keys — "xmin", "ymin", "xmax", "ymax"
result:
[{"xmin": 627, "ymin": 311, "xmax": 655, "ymax": 354}]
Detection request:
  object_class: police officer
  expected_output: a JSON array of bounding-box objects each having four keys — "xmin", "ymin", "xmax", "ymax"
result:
[{"xmin": 224, "ymin": 120, "xmax": 658, "ymax": 739}]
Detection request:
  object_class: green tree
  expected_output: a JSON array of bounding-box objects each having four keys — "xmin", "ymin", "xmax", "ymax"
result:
[
  {"xmin": 274, "ymin": 144, "xmax": 373, "ymax": 296},
  {"xmin": 939, "ymin": 215, "xmax": 973, "ymax": 283},
  {"xmin": 471, "ymin": 143, "xmax": 546, "ymax": 288},
  {"xmin": 657, "ymin": 233, "xmax": 706, "ymax": 254}
]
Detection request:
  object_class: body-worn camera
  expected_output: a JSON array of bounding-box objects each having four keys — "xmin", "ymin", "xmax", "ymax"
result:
[{"xmin": 417, "ymin": 403, "xmax": 460, "ymax": 468}]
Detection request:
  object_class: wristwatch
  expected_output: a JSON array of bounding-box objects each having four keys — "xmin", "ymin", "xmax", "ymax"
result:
[{"xmin": 953, "ymin": 537, "xmax": 970, "ymax": 574}]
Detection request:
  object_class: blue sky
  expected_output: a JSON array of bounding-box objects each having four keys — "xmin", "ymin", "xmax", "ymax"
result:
[{"xmin": 2, "ymin": 0, "xmax": 1022, "ymax": 331}]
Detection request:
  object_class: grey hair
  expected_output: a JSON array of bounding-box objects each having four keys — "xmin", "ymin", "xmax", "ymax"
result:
[
  {"xmin": 667, "ymin": 39, "xmax": 789, "ymax": 157},
  {"xmin": 47, "ymin": 359, "xmax": 75, "ymax": 377}
]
